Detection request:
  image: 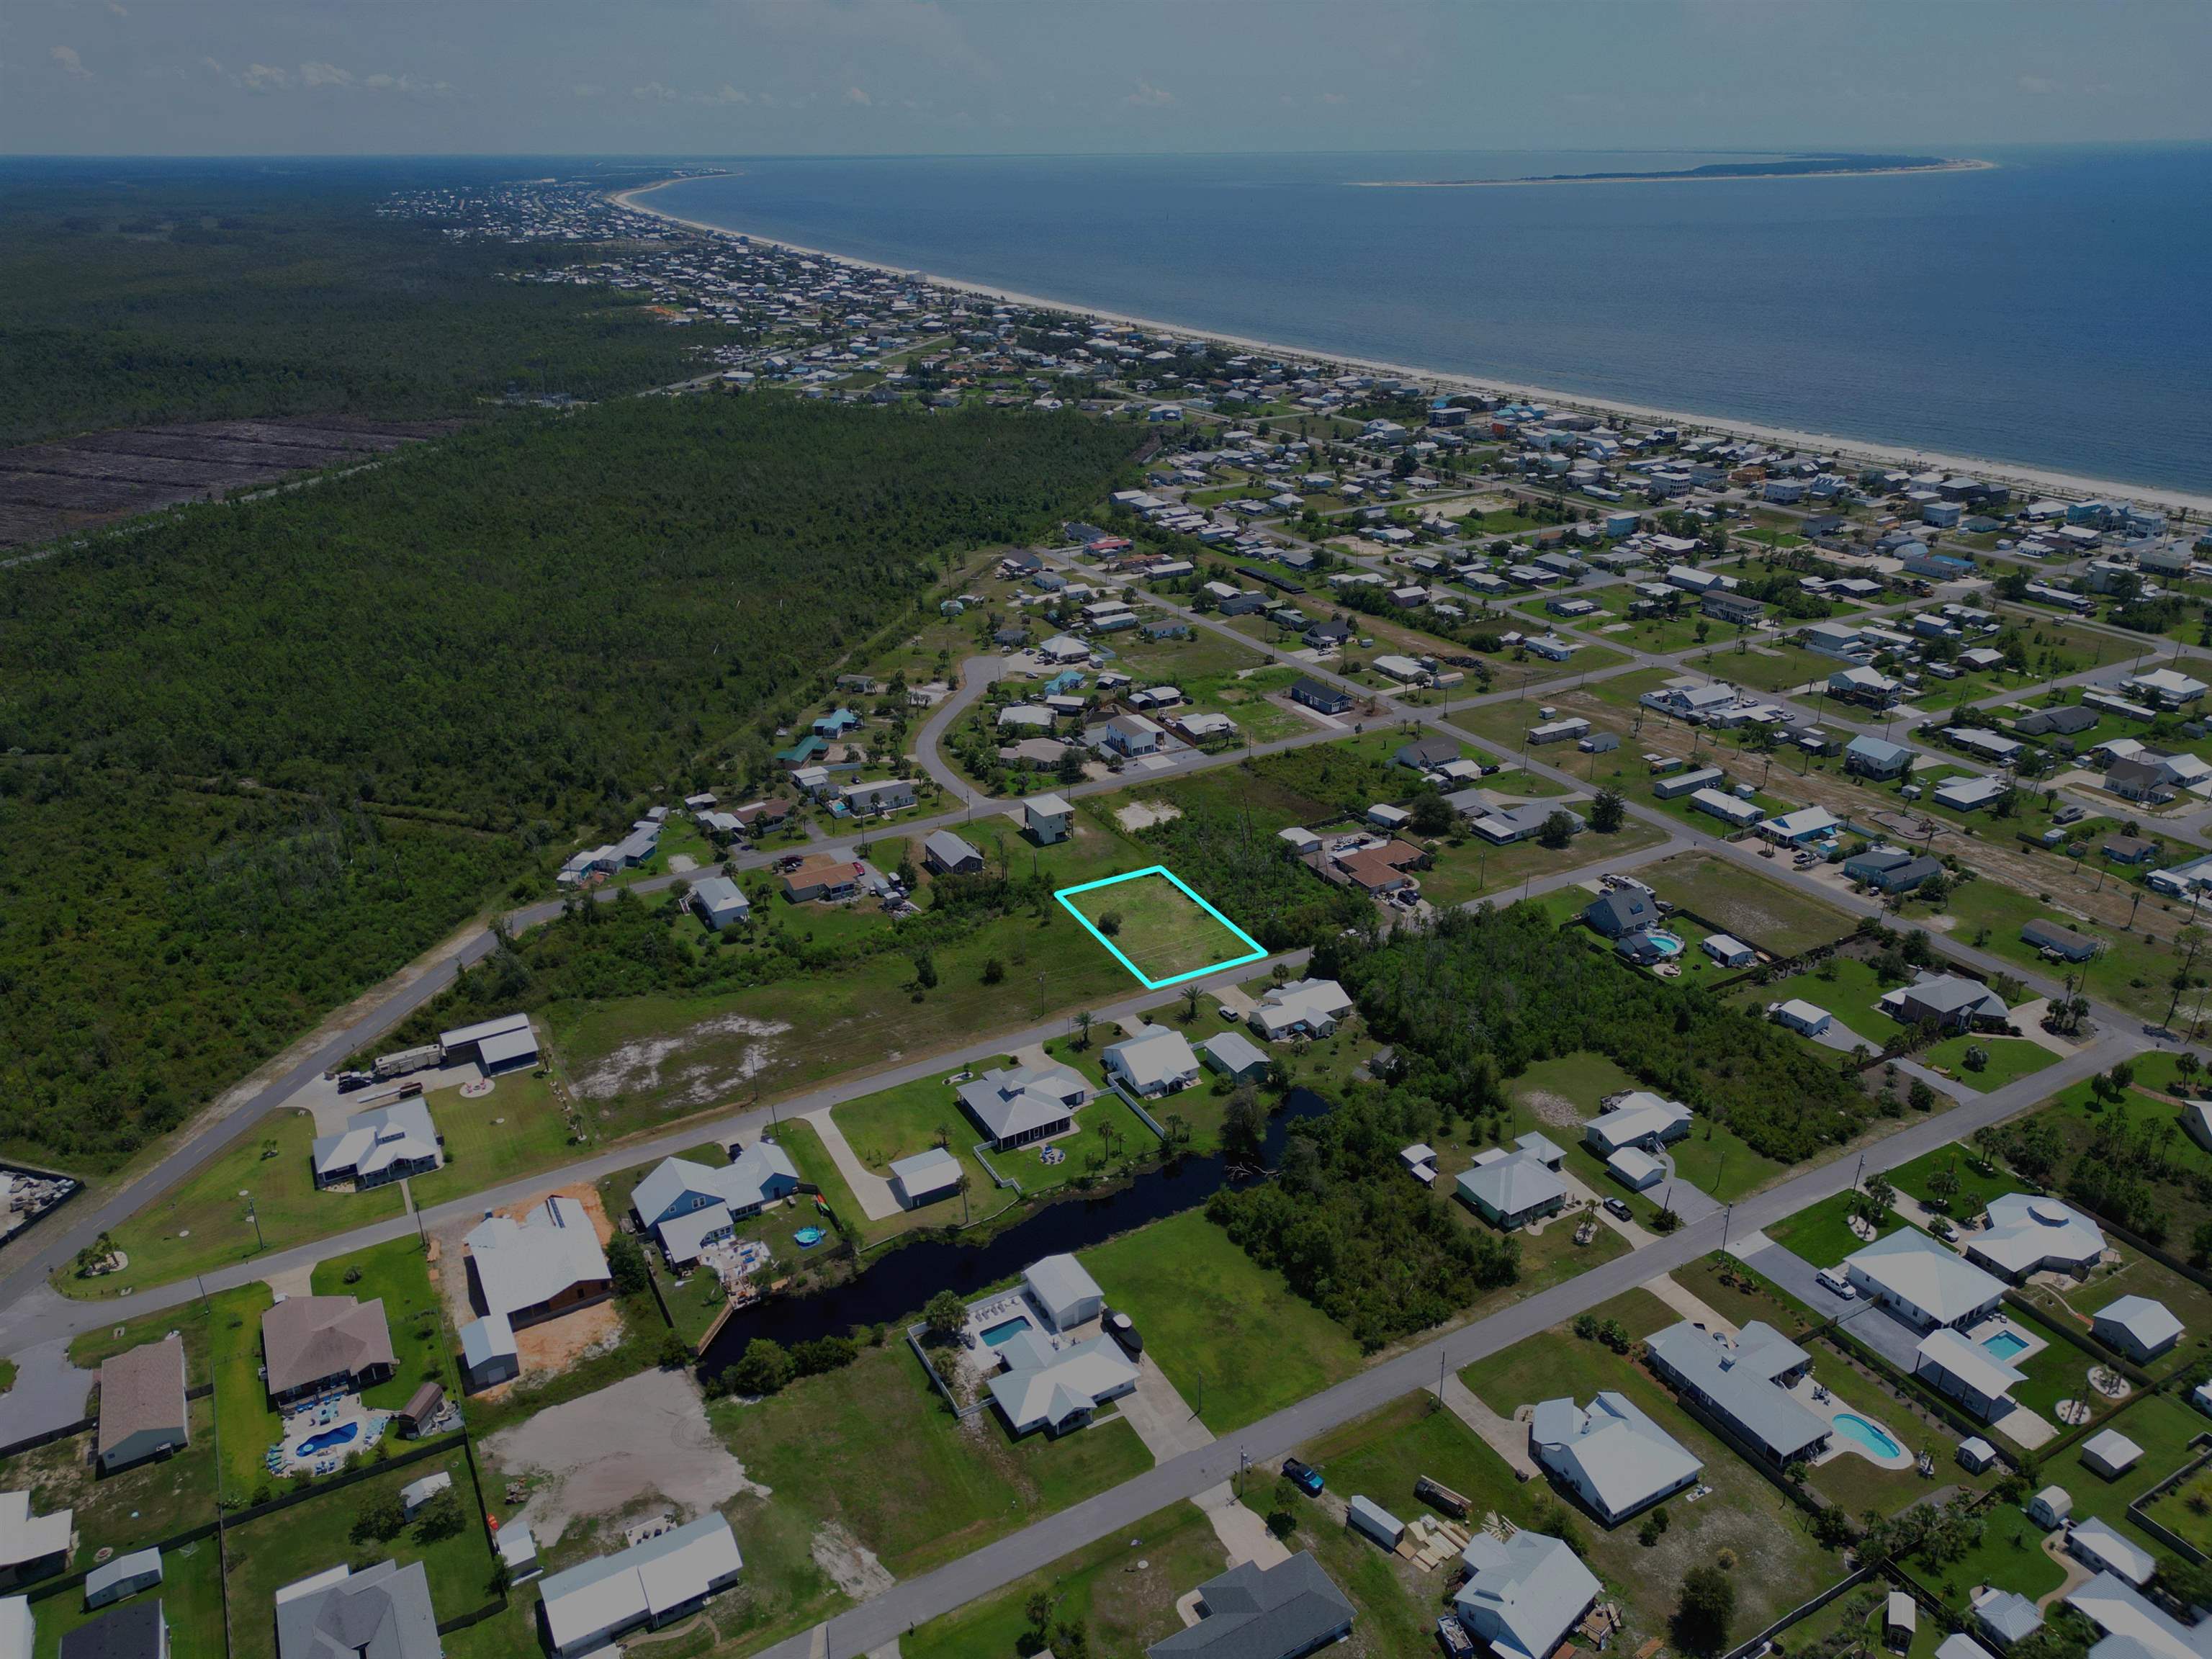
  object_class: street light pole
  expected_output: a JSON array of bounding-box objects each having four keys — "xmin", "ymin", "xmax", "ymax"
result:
[{"xmin": 241, "ymin": 1191, "xmax": 264, "ymax": 1252}]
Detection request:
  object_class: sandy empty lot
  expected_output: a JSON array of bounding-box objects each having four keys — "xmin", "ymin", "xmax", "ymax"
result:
[{"xmin": 480, "ymin": 1367, "xmax": 768, "ymax": 1547}]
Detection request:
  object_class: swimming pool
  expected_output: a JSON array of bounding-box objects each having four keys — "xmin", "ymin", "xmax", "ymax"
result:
[
  {"xmin": 1832, "ymin": 1413, "xmax": 1902, "ymax": 1459},
  {"xmin": 793, "ymin": 1226, "xmax": 825, "ymax": 1247},
  {"xmin": 1982, "ymin": 1331, "xmax": 2031, "ymax": 1361},
  {"xmin": 1643, "ymin": 932, "xmax": 1686, "ymax": 957},
  {"xmin": 980, "ymin": 1316, "xmax": 1034, "ymax": 1348},
  {"xmin": 297, "ymin": 1423, "xmax": 359, "ymax": 1457}
]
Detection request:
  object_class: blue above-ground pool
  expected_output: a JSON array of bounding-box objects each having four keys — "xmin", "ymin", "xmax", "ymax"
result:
[
  {"xmin": 793, "ymin": 1226, "xmax": 825, "ymax": 1247},
  {"xmin": 980, "ymin": 1316, "xmax": 1033, "ymax": 1348},
  {"xmin": 1832, "ymin": 1413, "xmax": 1902, "ymax": 1459},
  {"xmin": 1983, "ymin": 1331, "xmax": 2031, "ymax": 1361},
  {"xmin": 1643, "ymin": 931, "xmax": 1686, "ymax": 957},
  {"xmin": 297, "ymin": 1422, "xmax": 359, "ymax": 1457}
]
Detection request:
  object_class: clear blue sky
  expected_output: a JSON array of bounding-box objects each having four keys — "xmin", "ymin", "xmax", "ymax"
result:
[{"xmin": 5, "ymin": 0, "xmax": 2208, "ymax": 158}]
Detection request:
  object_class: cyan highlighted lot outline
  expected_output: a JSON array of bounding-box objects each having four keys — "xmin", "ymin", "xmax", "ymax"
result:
[{"xmin": 1054, "ymin": 866, "xmax": 1269, "ymax": 990}]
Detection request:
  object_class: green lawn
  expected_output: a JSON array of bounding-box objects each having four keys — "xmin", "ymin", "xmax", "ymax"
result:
[
  {"xmin": 32, "ymin": 1534, "xmax": 226, "ymax": 1659},
  {"xmin": 1416, "ymin": 817, "xmax": 1670, "ymax": 909},
  {"xmin": 1643, "ymin": 850, "xmax": 1857, "ymax": 956},
  {"xmin": 833, "ymin": 1064, "xmax": 1000, "ymax": 1172},
  {"xmin": 1735, "ymin": 956, "xmax": 1898, "ymax": 1048},
  {"xmin": 1918, "ymin": 1034, "xmax": 2059, "ymax": 1090},
  {"xmin": 220, "ymin": 1446, "xmax": 498, "ymax": 1659},
  {"xmin": 901, "ymin": 1501, "xmax": 1224, "ymax": 1659},
  {"xmin": 405, "ymin": 1071, "xmax": 578, "ymax": 1208},
  {"xmin": 708, "ymin": 1341, "xmax": 1154, "ymax": 1653},
  {"xmin": 310, "ymin": 1237, "xmax": 455, "ymax": 1411},
  {"xmin": 207, "ymin": 1282, "xmax": 283, "ymax": 1505},
  {"xmin": 2013, "ymin": 1247, "xmax": 2212, "ymax": 1381},
  {"xmin": 1060, "ymin": 871, "xmax": 1259, "ymax": 986},
  {"xmin": 1082, "ymin": 1209, "xmax": 1365, "ymax": 1432},
  {"xmin": 1501, "ymin": 1051, "xmax": 1786, "ymax": 1202},
  {"xmin": 1883, "ymin": 1147, "xmax": 2025, "ymax": 1218},
  {"xmin": 1936, "ymin": 878, "xmax": 2190, "ymax": 1026},
  {"xmin": 1766, "ymin": 1192, "xmax": 1902, "ymax": 1271},
  {"xmin": 68, "ymin": 1109, "xmax": 405, "ymax": 1299},
  {"xmin": 68, "ymin": 1298, "xmax": 215, "ymax": 1388}
]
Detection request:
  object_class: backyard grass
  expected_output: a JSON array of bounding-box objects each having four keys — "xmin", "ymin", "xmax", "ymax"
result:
[
  {"xmin": 12, "ymin": 1395, "xmax": 219, "ymax": 1570},
  {"xmin": 68, "ymin": 1110, "xmax": 405, "ymax": 1299},
  {"xmin": 901, "ymin": 1501, "xmax": 1223, "ymax": 1659},
  {"xmin": 1082, "ymin": 1209, "xmax": 1364, "ymax": 1432},
  {"xmin": 30, "ymin": 1534, "xmax": 226, "ymax": 1659},
  {"xmin": 2014, "ymin": 1247, "xmax": 2212, "ymax": 1380},
  {"xmin": 1883, "ymin": 1147, "xmax": 2025, "ymax": 1217},
  {"xmin": 207, "ymin": 1281, "xmax": 282, "ymax": 1504},
  {"xmin": 1642, "ymin": 850, "xmax": 1857, "ymax": 956},
  {"xmin": 67, "ymin": 1298, "xmax": 215, "ymax": 1389},
  {"xmin": 833, "ymin": 1063, "xmax": 1003, "ymax": 1174},
  {"xmin": 1058, "ymin": 870, "xmax": 1262, "ymax": 986},
  {"xmin": 310, "ymin": 1237, "xmax": 456, "ymax": 1411},
  {"xmin": 221, "ymin": 1445, "xmax": 498, "ymax": 1659},
  {"xmin": 708, "ymin": 1341, "xmax": 1154, "ymax": 1647},
  {"xmin": 1734, "ymin": 956, "xmax": 1898, "ymax": 1047}
]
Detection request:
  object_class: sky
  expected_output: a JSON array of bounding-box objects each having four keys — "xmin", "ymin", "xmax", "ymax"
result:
[{"xmin": 4, "ymin": 0, "xmax": 2210, "ymax": 158}]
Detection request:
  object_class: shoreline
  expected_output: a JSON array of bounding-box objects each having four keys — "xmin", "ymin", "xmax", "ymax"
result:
[
  {"xmin": 1353, "ymin": 158, "xmax": 1997, "ymax": 188},
  {"xmin": 611, "ymin": 176, "xmax": 2212, "ymax": 516}
]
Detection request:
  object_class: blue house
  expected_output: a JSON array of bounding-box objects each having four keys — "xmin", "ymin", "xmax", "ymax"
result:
[
  {"xmin": 1845, "ymin": 735, "xmax": 1915, "ymax": 781},
  {"xmin": 813, "ymin": 709, "xmax": 862, "ymax": 737},
  {"xmin": 776, "ymin": 734, "xmax": 830, "ymax": 768}
]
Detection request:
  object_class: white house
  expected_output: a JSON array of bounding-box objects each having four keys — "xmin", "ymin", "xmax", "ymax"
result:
[
  {"xmin": 1455, "ymin": 1155, "xmax": 1568, "ymax": 1231},
  {"xmin": 1024, "ymin": 793, "xmax": 1074, "ymax": 845},
  {"xmin": 986, "ymin": 1330, "xmax": 1137, "ymax": 1438},
  {"xmin": 957, "ymin": 1063, "xmax": 1091, "ymax": 1151},
  {"xmin": 1583, "ymin": 1093, "xmax": 1693, "ymax": 1156},
  {"xmin": 1966, "ymin": 1194, "xmax": 2105, "ymax": 1282},
  {"xmin": 1250, "ymin": 979, "xmax": 1354, "ymax": 1041},
  {"xmin": 2092, "ymin": 1295, "xmax": 2182, "ymax": 1363},
  {"xmin": 1701, "ymin": 933, "xmax": 1756, "ymax": 968},
  {"xmin": 1771, "ymin": 999, "xmax": 1833, "ymax": 1037},
  {"xmin": 1452, "ymin": 1531, "xmax": 1599, "ymax": 1659},
  {"xmin": 312, "ymin": 1100, "xmax": 443, "ymax": 1191},
  {"xmin": 1529, "ymin": 1392, "xmax": 1701, "ymax": 1524},
  {"xmin": 1913, "ymin": 1328, "xmax": 2025, "ymax": 1423},
  {"xmin": 690, "ymin": 876, "xmax": 751, "ymax": 931},
  {"xmin": 1844, "ymin": 1230, "xmax": 2007, "ymax": 1331},
  {"xmin": 2082, "ymin": 1429, "xmax": 2144, "ymax": 1480},
  {"xmin": 1102, "ymin": 1025, "xmax": 1200, "ymax": 1097},
  {"xmin": 536, "ymin": 1514, "xmax": 744, "ymax": 1658},
  {"xmin": 887, "ymin": 1147, "xmax": 963, "ymax": 1211},
  {"xmin": 1022, "ymin": 1254, "xmax": 1105, "ymax": 1331}
]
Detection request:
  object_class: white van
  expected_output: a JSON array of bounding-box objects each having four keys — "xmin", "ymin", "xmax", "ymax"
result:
[{"xmin": 1816, "ymin": 1267, "xmax": 1857, "ymax": 1300}]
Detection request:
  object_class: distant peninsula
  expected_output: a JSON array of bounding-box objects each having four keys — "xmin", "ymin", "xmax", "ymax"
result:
[{"xmin": 1356, "ymin": 154, "xmax": 1993, "ymax": 188}]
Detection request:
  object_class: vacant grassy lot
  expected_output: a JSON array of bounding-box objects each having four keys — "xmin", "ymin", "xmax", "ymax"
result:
[
  {"xmin": 406, "ymin": 1071, "xmax": 577, "ymax": 1208},
  {"xmin": 709, "ymin": 1341, "xmax": 1154, "ymax": 1651},
  {"xmin": 1919, "ymin": 1033, "xmax": 2059, "ymax": 1090},
  {"xmin": 1643, "ymin": 850, "xmax": 1856, "ymax": 956},
  {"xmin": 1082, "ymin": 1209, "xmax": 1365, "ymax": 1431},
  {"xmin": 1059, "ymin": 870, "xmax": 1261, "ymax": 986},
  {"xmin": 71, "ymin": 1108, "xmax": 404, "ymax": 1298},
  {"xmin": 902, "ymin": 1500, "xmax": 1223, "ymax": 1659},
  {"xmin": 1766, "ymin": 1191, "xmax": 1901, "ymax": 1271}
]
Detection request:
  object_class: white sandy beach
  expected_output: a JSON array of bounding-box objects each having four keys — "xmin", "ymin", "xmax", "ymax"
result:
[{"xmin": 613, "ymin": 178, "xmax": 2211, "ymax": 516}]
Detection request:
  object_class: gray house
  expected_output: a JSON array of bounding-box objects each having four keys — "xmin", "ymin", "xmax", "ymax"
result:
[
  {"xmin": 84, "ymin": 1551, "xmax": 163, "ymax": 1612},
  {"xmin": 275, "ymin": 1560, "xmax": 441, "ymax": 1659},
  {"xmin": 1146, "ymin": 1552, "xmax": 1355, "ymax": 1659},
  {"xmin": 96, "ymin": 1336, "xmax": 188, "ymax": 1475},
  {"xmin": 922, "ymin": 830, "xmax": 984, "ymax": 876},
  {"xmin": 2021, "ymin": 919, "xmax": 2101, "ymax": 963}
]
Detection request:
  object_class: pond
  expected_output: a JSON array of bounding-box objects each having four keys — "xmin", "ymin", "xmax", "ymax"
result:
[{"xmin": 699, "ymin": 1087, "xmax": 1331, "ymax": 1375}]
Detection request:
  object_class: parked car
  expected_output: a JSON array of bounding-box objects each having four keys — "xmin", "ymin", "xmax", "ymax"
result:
[
  {"xmin": 1816, "ymin": 1267, "xmax": 1857, "ymax": 1299},
  {"xmin": 1281, "ymin": 1458, "xmax": 1324, "ymax": 1496},
  {"xmin": 1603, "ymin": 1197, "xmax": 1632, "ymax": 1222},
  {"xmin": 335, "ymin": 1071, "xmax": 375, "ymax": 1092},
  {"xmin": 1102, "ymin": 1310, "xmax": 1143, "ymax": 1357}
]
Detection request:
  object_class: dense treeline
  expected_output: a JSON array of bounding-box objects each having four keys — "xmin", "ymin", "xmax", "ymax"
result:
[
  {"xmin": 1209, "ymin": 1088, "xmax": 1520, "ymax": 1350},
  {"xmin": 1136, "ymin": 791, "xmax": 1373, "ymax": 952},
  {"xmin": 0, "ymin": 163, "xmax": 701, "ymax": 444},
  {"xmin": 0, "ymin": 773, "xmax": 511, "ymax": 1166},
  {"xmin": 1, "ymin": 397, "xmax": 1135, "ymax": 827},
  {"xmin": 1318, "ymin": 903, "xmax": 1870, "ymax": 1163},
  {"xmin": 0, "ymin": 397, "xmax": 1135, "ymax": 1165}
]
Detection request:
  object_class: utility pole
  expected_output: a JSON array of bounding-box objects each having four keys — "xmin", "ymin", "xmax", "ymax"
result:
[{"xmin": 241, "ymin": 1190, "xmax": 264, "ymax": 1252}]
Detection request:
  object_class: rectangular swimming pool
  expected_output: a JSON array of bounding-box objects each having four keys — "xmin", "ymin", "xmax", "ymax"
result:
[
  {"xmin": 1983, "ymin": 1331, "xmax": 2030, "ymax": 1361},
  {"xmin": 980, "ymin": 1316, "xmax": 1034, "ymax": 1348}
]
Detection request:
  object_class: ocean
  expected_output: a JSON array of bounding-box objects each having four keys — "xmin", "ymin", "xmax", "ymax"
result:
[{"xmin": 643, "ymin": 146, "xmax": 2212, "ymax": 499}]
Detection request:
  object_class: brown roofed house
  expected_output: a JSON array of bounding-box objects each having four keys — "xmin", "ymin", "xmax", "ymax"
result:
[
  {"xmin": 261, "ymin": 1296, "xmax": 395, "ymax": 1406},
  {"xmin": 96, "ymin": 1334, "xmax": 188, "ymax": 1474},
  {"xmin": 1332, "ymin": 839, "xmax": 1430, "ymax": 895}
]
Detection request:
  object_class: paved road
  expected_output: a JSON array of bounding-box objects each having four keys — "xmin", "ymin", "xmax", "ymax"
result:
[{"xmin": 750, "ymin": 1023, "xmax": 2127, "ymax": 1659}]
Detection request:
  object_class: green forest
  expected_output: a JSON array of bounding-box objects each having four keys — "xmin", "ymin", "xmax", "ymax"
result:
[
  {"xmin": 0, "ymin": 163, "xmax": 701, "ymax": 444},
  {"xmin": 1321, "ymin": 902, "xmax": 1871, "ymax": 1164},
  {"xmin": 0, "ymin": 397, "xmax": 1136, "ymax": 1168}
]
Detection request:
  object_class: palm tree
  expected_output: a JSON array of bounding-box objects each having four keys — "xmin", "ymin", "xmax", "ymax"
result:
[{"xmin": 1074, "ymin": 1010, "xmax": 1094, "ymax": 1050}]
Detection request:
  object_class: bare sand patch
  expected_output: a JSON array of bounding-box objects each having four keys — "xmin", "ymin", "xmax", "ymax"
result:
[
  {"xmin": 1520, "ymin": 1089, "xmax": 1583, "ymax": 1129},
  {"xmin": 1115, "ymin": 800, "xmax": 1182, "ymax": 833},
  {"xmin": 811, "ymin": 1521, "xmax": 895, "ymax": 1601},
  {"xmin": 482, "ymin": 1367, "xmax": 769, "ymax": 1548},
  {"xmin": 572, "ymin": 1014, "xmax": 794, "ymax": 1105}
]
